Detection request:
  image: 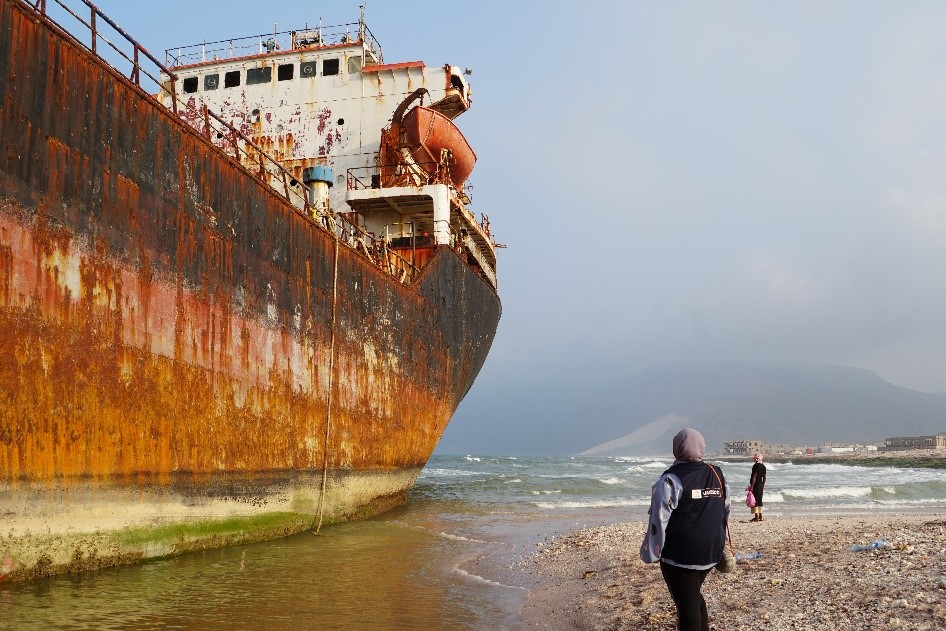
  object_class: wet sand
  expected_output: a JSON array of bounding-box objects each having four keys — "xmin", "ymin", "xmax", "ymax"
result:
[{"xmin": 503, "ymin": 513, "xmax": 946, "ymax": 630}]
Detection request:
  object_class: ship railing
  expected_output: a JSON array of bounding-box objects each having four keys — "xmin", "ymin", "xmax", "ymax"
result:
[
  {"xmin": 190, "ymin": 108, "xmax": 418, "ymax": 283},
  {"xmin": 27, "ymin": 0, "xmax": 180, "ymax": 113},
  {"xmin": 190, "ymin": 104, "xmax": 311, "ymax": 209},
  {"xmin": 337, "ymin": 214, "xmax": 421, "ymax": 283},
  {"xmin": 164, "ymin": 20, "xmax": 382, "ymax": 67},
  {"xmin": 347, "ymin": 164, "xmax": 493, "ymax": 240},
  {"xmin": 347, "ymin": 162, "xmax": 474, "ymax": 203},
  {"xmin": 348, "ymin": 165, "xmax": 497, "ymax": 287}
]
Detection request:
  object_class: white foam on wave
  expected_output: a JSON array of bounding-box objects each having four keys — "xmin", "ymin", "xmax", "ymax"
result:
[
  {"xmin": 465, "ymin": 455, "xmax": 482, "ymax": 462},
  {"xmin": 421, "ymin": 468, "xmax": 483, "ymax": 478},
  {"xmin": 532, "ymin": 498, "xmax": 650, "ymax": 509},
  {"xmin": 530, "ymin": 489, "xmax": 562, "ymax": 495},
  {"xmin": 453, "ymin": 565, "xmax": 527, "ymax": 591},
  {"xmin": 627, "ymin": 463, "xmax": 668, "ymax": 474},
  {"xmin": 504, "ymin": 478, "xmax": 522, "ymax": 484},
  {"xmin": 599, "ymin": 477, "xmax": 625, "ymax": 485},
  {"xmin": 782, "ymin": 486, "xmax": 872, "ymax": 499},
  {"xmin": 875, "ymin": 497, "xmax": 946, "ymax": 506},
  {"xmin": 614, "ymin": 456, "xmax": 662, "ymax": 464},
  {"xmin": 641, "ymin": 461, "xmax": 669, "ymax": 469},
  {"xmin": 438, "ymin": 531, "xmax": 486, "ymax": 544}
]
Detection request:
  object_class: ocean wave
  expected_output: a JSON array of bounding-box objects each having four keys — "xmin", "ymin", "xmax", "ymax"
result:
[
  {"xmin": 532, "ymin": 499, "xmax": 650, "ymax": 510},
  {"xmin": 781, "ymin": 486, "xmax": 873, "ymax": 499},
  {"xmin": 420, "ymin": 468, "xmax": 486, "ymax": 478},
  {"xmin": 464, "ymin": 455, "xmax": 482, "ymax": 462},
  {"xmin": 420, "ymin": 455, "xmax": 946, "ymax": 513},
  {"xmin": 628, "ymin": 462, "xmax": 669, "ymax": 473},
  {"xmin": 598, "ymin": 477, "xmax": 625, "ymax": 485},
  {"xmin": 874, "ymin": 496, "xmax": 946, "ymax": 506},
  {"xmin": 438, "ymin": 532, "xmax": 486, "ymax": 544},
  {"xmin": 453, "ymin": 565, "xmax": 526, "ymax": 591}
]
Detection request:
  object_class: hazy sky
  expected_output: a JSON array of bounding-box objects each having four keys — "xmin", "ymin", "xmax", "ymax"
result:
[{"xmin": 83, "ymin": 2, "xmax": 946, "ymax": 449}]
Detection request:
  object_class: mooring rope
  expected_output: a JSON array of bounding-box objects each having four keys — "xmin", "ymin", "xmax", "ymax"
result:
[{"xmin": 315, "ymin": 223, "xmax": 340, "ymax": 534}]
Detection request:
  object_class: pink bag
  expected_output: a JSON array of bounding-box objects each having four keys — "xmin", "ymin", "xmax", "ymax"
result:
[{"xmin": 745, "ymin": 489, "xmax": 756, "ymax": 508}]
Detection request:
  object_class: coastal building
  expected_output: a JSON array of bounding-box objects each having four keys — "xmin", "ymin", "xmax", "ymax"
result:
[
  {"xmin": 819, "ymin": 445, "xmax": 854, "ymax": 454},
  {"xmin": 722, "ymin": 440, "xmax": 801, "ymax": 456},
  {"xmin": 724, "ymin": 440, "xmax": 879, "ymax": 456},
  {"xmin": 723, "ymin": 440, "xmax": 764, "ymax": 455},
  {"xmin": 881, "ymin": 434, "xmax": 946, "ymax": 451}
]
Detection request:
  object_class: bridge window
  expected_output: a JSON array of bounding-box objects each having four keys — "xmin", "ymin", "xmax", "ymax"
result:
[
  {"xmin": 247, "ymin": 67, "xmax": 272, "ymax": 85},
  {"xmin": 348, "ymin": 56, "xmax": 362, "ymax": 74},
  {"xmin": 224, "ymin": 70, "xmax": 241, "ymax": 88},
  {"xmin": 300, "ymin": 61, "xmax": 317, "ymax": 78},
  {"xmin": 323, "ymin": 58, "xmax": 339, "ymax": 76},
  {"xmin": 182, "ymin": 77, "xmax": 198, "ymax": 93},
  {"xmin": 278, "ymin": 64, "xmax": 294, "ymax": 81},
  {"xmin": 204, "ymin": 74, "xmax": 219, "ymax": 90}
]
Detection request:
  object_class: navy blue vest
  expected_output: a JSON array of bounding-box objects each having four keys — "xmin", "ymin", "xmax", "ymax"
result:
[{"xmin": 661, "ymin": 462, "xmax": 727, "ymax": 566}]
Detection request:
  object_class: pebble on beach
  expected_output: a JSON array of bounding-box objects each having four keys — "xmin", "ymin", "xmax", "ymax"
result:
[{"xmin": 513, "ymin": 515, "xmax": 946, "ymax": 630}]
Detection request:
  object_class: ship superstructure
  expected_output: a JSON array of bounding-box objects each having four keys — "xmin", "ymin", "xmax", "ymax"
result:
[{"xmin": 161, "ymin": 11, "xmax": 497, "ymax": 288}]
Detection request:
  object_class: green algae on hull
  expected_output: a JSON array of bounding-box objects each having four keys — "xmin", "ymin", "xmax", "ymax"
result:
[{"xmin": 1, "ymin": 511, "xmax": 328, "ymax": 583}]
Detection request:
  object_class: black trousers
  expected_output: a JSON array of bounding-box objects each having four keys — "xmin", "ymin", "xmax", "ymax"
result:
[{"xmin": 659, "ymin": 561, "xmax": 712, "ymax": 631}]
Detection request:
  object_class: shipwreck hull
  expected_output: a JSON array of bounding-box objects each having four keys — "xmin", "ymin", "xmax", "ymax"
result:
[{"xmin": 0, "ymin": 0, "xmax": 500, "ymax": 581}]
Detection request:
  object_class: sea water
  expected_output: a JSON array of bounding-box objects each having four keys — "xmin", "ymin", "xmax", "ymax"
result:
[{"xmin": 3, "ymin": 455, "xmax": 946, "ymax": 630}]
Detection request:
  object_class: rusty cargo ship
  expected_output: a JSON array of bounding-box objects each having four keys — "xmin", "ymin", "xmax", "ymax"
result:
[{"xmin": 0, "ymin": 0, "xmax": 500, "ymax": 581}]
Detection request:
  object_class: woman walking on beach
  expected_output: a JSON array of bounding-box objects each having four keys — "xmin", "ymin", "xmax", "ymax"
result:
[
  {"xmin": 749, "ymin": 453, "xmax": 766, "ymax": 522},
  {"xmin": 640, "ymin": 428, "xmax": 730, "ymax": 631}
]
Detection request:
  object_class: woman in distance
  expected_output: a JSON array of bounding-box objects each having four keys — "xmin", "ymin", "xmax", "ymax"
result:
[
  {"xmin": 749, "ymin": 452, "xmax": 766, "ymax": 521},
  {"xmin": 640, "ymin": 428, "xmax": 730, "ymax": 631}
]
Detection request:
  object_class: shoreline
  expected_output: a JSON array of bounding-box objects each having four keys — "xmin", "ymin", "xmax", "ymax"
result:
[
  {"xmin": 713, "ymin": 448, "xmax": 946, "ymax": 469},
  {"xmin": 497, "ymin": 512, "xmax": 946, "ymax": 630}
]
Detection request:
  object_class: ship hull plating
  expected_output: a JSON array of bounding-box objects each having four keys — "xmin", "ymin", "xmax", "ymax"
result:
[{"xmin": 0, "ymin": 0, "xmax": 500, "ymax": 581}]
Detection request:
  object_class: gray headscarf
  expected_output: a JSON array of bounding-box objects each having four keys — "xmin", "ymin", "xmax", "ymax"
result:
[{"xmin": 672, "ymin": 428, "xmax": 705, "ymax": 463}]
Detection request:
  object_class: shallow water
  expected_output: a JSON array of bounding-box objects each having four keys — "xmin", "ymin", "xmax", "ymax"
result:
[
  {"xmin": 0, "ymin": 501, "xmax": 529, "ymax": 630},
  {"xmin": 3, "ymin": 454, "xmax": 946, "ymax": 630}
]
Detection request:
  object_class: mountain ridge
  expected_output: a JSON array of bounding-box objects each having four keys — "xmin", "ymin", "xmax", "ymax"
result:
[{"xmin": 574, "ymin": 362, "xmax": 946, "ymax": 456}]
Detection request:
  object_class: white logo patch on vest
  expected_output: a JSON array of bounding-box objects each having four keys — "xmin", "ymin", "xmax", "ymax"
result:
[{"xmin": 692, "ymin": 488, "xmax": 722, "ymax": 499}]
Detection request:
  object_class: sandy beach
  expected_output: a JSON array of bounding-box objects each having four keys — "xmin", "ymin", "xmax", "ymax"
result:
[{"xmin": 508, "ymin": 513, "xmax": 946, "ymax": 630}]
